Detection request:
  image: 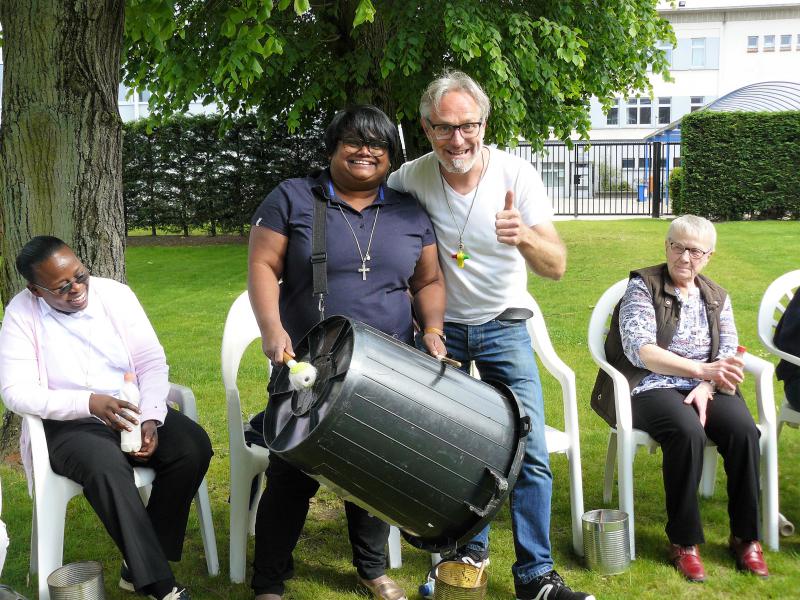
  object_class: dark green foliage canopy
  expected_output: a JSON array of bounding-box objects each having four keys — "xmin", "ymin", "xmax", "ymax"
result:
[
  {"xmin": 680, "ymin": 111, "xmax": 800, "ymax": 220},
  {"xmin": 123, "ymin": 0, "xmax": 673, "ymax": 153}
]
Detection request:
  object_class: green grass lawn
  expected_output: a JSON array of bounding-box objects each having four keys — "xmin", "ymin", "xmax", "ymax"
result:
[{"xmin": 1, "ymin": 219, "xmax": 799, "ymax": 599}]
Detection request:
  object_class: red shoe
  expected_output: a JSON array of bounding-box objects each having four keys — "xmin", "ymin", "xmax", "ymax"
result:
[
  {"xmin": 669, "ymin": 544, "xmax": 706, "ymax": 582},
  {"xmin": 729, "ymin": 536, "xmax": 769, "ymax": 577}
]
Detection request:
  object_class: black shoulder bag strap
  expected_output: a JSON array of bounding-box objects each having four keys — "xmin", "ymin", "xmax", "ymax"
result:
[{"xmin": 311, "ymin": 189, "xmax": 327, "ymax": 320}]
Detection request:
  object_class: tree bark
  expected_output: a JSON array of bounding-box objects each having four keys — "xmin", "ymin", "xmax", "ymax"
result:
[
  {"xmin": 0, "ymin": 0, "xmax": 127, "ymax": 307},
  {"xmin": 0, "ymin": 0, "xmax": 126, "ymax": 456}
]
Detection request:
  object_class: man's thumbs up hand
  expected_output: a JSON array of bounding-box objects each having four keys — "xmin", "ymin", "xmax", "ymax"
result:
[{"xmin": 495, "ymin": 190, "xmax": 524, "ymax": 246}]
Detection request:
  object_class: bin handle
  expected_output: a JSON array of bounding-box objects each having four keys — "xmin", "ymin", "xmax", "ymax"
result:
[
  {"xmin": 520, "ymin": 415, "xmax": 531, "ymax": 437},
  {"xmin": 466, "ymin": 467, "xmax": 509, "ymax": 518}
]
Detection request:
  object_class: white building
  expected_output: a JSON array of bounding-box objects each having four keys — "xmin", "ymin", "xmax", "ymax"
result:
[{"xmin": 588, "ymin": 0, "xmax": 800, "ymax": 140}]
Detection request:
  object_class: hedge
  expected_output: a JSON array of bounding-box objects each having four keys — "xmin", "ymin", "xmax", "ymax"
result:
[
  {"xmin": 680, "ymin": 111, "xmax": 800, "ymax": 220},
  {"xmin": 123, "ymin": 114, "xmax": 328, "ymax": 235}
]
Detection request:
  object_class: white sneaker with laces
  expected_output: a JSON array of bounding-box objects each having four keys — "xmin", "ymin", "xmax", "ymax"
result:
[{"xmin": 149, "ymin": 587, "xmax": 190, "ymax": 600}]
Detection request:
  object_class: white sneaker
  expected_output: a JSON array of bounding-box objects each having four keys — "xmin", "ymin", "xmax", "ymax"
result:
[{"xmin": 149, "ymin": 587, "xmax": 190, "ymax": 600}]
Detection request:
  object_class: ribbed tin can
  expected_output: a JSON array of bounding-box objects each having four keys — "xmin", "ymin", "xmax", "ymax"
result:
[
  {"xmin": 582, "ymin": 509, "xmax": 631, "ymax": 575},
  {"xmin": 433, "ymin": 562, "xmax": 487, "ymax": 600},
  {"xmin": 47, "ymin": 561, "xmax": 105, "ymax": 600}
]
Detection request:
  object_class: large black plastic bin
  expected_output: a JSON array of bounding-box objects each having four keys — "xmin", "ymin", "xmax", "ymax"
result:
[{"xmin": 264, "ymin": 316, "xmax": 530, "ymax": 552}]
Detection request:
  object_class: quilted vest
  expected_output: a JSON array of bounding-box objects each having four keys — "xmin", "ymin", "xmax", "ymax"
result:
[{"xmin": 590, "ymin": 263, "xmax": 728, "ymax": 427}]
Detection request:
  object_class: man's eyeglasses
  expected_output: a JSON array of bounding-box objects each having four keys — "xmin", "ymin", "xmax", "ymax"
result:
[
  {"xmin": 668, "ymin": 241, "xmax": 711, "ymax": 260},
  {"xmin": 340, "ymin": 137, "xmax": 389, "ymax": 157},
  {"xmin": 426, "ymin": 120, "xmax": 483, "ymax": 140},
  {"xmin": 32, "ymin": 272, "xmax": 90, "ymax": 296}
]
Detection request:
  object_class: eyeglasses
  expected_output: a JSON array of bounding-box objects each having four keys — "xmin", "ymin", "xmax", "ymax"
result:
[
  {"xmin": 340, "ymin": 137, "xmax": 389, "ymax": 157},
  {"xmin": 668, "ymin": 241, "xmax": 711, "ymax": 260},
  {"xmin": 32, "ymin": 271, "xmax": 90, "ymax": 296},
  {"xmin": 426, "ymin": 120, "xmax": 483, "ymax": 140}
]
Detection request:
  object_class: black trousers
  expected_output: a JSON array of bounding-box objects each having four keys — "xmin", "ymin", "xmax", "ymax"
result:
[
  {"xmin": 784, "ymin": 376, "xmax": 800, "ymax": 411},
  {"xmin": 631, "ymin": 387, "xmax": 761, "ymax": 545},
  {"xmin": 43, "ymin": 407, "xmax": 212, "ymax": 591},
  {"xmin": 251, "ymin": 454, "xmax": 390, "ymax": 596}
]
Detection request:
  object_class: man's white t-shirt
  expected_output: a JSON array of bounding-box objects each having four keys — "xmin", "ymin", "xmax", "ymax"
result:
[{"xmin": 388, "ymin": 147, "xmax": 553, "ymax": 325}]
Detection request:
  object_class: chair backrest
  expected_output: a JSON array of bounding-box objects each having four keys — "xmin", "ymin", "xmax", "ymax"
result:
[
  {"xmin": 221, "ymin": 291, "xmax": 265, "ymax": 392},
  {"xmin": 588, "ymin": 278, "xmax": 629, "ymax": 367},
  {"xmin": 758, "ymin": 269, "xmax": 800, "ymax": 366}
]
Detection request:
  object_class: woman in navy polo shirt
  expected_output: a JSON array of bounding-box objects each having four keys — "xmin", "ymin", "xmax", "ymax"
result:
[{"xmin": 247, "ymin": 105, "xmax": 446, "ymax": 600}]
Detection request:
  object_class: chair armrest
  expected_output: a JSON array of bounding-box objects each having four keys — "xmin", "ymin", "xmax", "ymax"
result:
[
  {"xmin": 167, "ymin": 383, "xmax": 198, "ymax": 422},
  {"xmin": 764, "ymin": 345, "xmax": 800, "ymax": 368},
  {"xmin": 742, "ymin": 352, "xmax": 777, "ymax": 428},
  {"xmin": 22, "ymin": 413, "xmax": 53, "ymax": 498}
]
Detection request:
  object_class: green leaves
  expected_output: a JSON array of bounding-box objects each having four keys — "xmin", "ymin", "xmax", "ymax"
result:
[
  {"xmin": 353, "ymin": 0, "xmax": 376, "ymax": 27},
  {"xmin": 123, "ymin": 0, "xmax": 674, "ymax": 152}
]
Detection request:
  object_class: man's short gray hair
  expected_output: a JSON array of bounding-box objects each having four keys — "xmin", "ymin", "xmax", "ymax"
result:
[
  {"xmin": 419, "ymin": 70, "xmax": 491, "ymax": 122},
  {"xmin": 667, "ymin": 215, "xmax": 717, "ymax": 250}
]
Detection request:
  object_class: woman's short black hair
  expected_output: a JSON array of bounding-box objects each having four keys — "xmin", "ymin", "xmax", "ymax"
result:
[
  {"xmin": 323, "ymin": 105, "xmax": 402, "ymax": 163},
  {"xmin": 16, "ymin": 235, "xmax": 68, "ymax": 283}
]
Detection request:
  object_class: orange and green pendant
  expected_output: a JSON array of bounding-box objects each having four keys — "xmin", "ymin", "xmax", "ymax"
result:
[{"xmin": 452, "ymin": 243, "xmax": 470, "ymax": 268}]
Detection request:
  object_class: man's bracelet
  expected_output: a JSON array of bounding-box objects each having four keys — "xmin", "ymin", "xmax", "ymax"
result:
[{"xmin": 423, "ymin": 326, "xmax": 446, "ymax": 341}]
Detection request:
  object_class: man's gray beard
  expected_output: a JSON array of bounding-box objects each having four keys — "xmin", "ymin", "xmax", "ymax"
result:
[{"xmin": 436, "ymin": 151, "xmax": 478, "ymax": 174}]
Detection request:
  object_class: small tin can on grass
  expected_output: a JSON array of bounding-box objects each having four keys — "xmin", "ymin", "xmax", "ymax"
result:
[
  {"xmin": 433, "ymin": 561, "xmax": 488, "ymax": 600},
  {"xmin": 47, "ymin": 561, "xmax": 106, "ymax": 600},
  {"xmin": 582, "ymin": 509, "xmax": 631, "ymax": 575}
]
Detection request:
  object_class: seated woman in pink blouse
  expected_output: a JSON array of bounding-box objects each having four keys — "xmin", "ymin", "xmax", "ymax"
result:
[{"xmin": 591, "ymin": 215, "xmax": 768, "ymax": 583}]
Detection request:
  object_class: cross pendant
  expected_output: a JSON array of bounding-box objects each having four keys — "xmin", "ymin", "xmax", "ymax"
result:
[{"xmin": 358, "ymin": 261, "xmax": 370, "ymax": 280}]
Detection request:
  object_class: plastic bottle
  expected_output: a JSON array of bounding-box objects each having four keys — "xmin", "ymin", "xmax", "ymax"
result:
[
  {"xmin": 119, "ymin": 372, "xmax": 142, "ymax": 453},
  {"xmin": 717, "ymin": 345, "xmax": 746, "ymax": 395}
]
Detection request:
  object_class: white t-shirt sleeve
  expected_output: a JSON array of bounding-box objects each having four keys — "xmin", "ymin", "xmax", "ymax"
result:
[{"xmin": 512, "ymin": 158, "xmax": 553, "ymax": 227}]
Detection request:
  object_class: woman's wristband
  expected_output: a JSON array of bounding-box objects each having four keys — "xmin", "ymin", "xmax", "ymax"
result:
[{"xmin": 423, "ymin": 326, "xmax": 446, "ymax": 342}]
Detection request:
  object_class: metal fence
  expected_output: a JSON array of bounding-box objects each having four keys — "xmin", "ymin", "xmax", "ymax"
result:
[{"xmin": 507, "ymin": 140, "xmax": 681, "ymax": 217}]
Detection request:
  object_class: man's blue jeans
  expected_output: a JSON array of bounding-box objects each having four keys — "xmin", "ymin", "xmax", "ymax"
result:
[{"xmin": 444, "ymin": 319, "xmax": 554, "ymax": 584}]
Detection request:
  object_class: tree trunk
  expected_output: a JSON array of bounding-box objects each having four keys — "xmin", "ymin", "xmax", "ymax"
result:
[
  {"xmin": 0, "ymin": 0, "xmax": 127, "ymax": 307},
  {"xmin": 0, "ymin": 0, "xmax": 126, "ymax": 457}
]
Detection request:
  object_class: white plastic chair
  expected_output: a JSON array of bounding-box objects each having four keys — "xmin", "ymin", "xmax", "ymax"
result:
[
  {"xmin": 25, "ymin": 383, "xmax": 219, "ymax": 600},
  {"xmin": 757, "ymin": 269, "xmax": 800, "ymax": 437},
  {"xmin": 222, "ymin": 291, "xmax": 402, "ymax": 584},
  {"xmin": 588, "ymin": 278, "xmax": 779, "ymax": 559},
  {"xmin": 525, "ymin": 295, "xmax": 585, "ymax": 558}
]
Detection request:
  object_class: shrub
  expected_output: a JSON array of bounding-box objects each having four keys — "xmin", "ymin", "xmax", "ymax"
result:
[{"xmin": 680, "ymin": 111, "xmax": 800, "ymax": 220}]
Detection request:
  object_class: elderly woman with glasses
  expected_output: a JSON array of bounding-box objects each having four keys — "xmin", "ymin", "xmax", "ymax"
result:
[
  {"xmin": 246, "ymin": 105, "xmax": 446, "ymax": 600},
  {"xmin": 591, "ymin": 215, "xmax": 768, "ymax": 583}
]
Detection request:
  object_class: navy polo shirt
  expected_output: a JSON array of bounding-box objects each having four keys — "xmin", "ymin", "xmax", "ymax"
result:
[{"xmin": 251, "ymin": 169, "xmax": 436, "ymax": 345}]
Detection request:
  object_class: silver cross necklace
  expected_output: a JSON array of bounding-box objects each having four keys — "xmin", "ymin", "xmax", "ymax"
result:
[{"xmin": 330, "ymin": 181, "xmax": 382, "ymax": 281}]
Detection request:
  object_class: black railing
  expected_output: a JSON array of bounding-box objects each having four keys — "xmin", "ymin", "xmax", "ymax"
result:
[{"xmin": 506, "ymin": 140, "xmax": 681, "ymax": 217}]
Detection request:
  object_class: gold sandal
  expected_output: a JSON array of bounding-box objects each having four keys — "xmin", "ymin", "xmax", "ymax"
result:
[{"xmin": 358, "ymin": 575, "xmax": 407, "ymax": 600}]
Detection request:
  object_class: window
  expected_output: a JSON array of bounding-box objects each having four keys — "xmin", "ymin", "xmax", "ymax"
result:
[
  {"xmin": 764, "ymin": 35, "xmax": 775, "ymax": 52},
  {"xmin": 691, "ymin": 38, "xmax": 706, "ymax": 67},
  {"xmin": 541, "ymin": 163, "xmax": 565, "ymax": 189},
  {"xmin": 690, "ymin": 96, "xmax": 704, "ymax": 112},
  {"xmin": 606, "ymin": 98, "xmax": 620, "ymax": 125},
  {"xmin": 657, "ymin": 42, "xmax": 673, "ymax": 67},
  {"xmin": 138, "ymin": 90, "xmax": 151, "ymax": 102},
  {"xmin": 622, "ymin": 158, "xmax": 635, "ymax": 170},
  {"xmin": 747, "ymin": 36, "xmax": 759, "ymax": 52},
  {"xmin": 658, "ymin": 97, "xmax": 671, "ymax": 125},
  {"xmin": 626, "ymin": 97, "xmax": 652, "ymax": 125},
  {"xmin": 781, "ymin": 34, "xmax": 792, "ymax": 50}
]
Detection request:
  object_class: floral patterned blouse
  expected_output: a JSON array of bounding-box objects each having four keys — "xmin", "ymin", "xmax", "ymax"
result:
[{"xmin": 619, "ymin": 276, "xmax": 738, "ymax": 395}]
